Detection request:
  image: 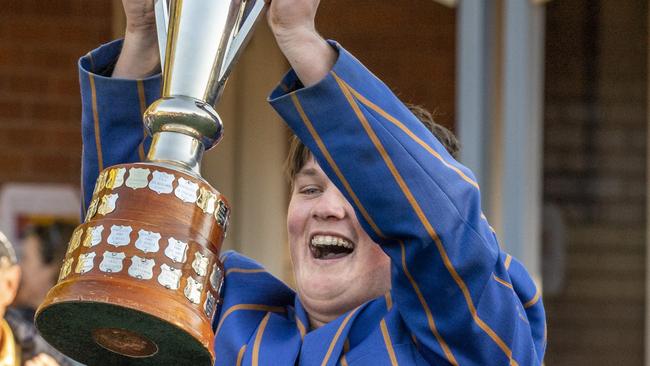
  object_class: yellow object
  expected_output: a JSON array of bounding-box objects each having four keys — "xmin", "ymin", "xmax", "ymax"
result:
[{"xmin": 0, "ymin": 318, "xmax": 18, "ymax": 366}]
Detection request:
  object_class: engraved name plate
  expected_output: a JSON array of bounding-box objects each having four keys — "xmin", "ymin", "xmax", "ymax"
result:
[
  {"xmin": 164, "ymin": 238, "xmax": 188, "ymax": 263},
  {"xmin": 83, "ymin": 225, "xmax": 104, "ymax": 248},
  {"xmin": 158, "ymin": 264, "xmax": 182, "ymax": 290},
  {"xmin": 149, "ymin": 171, "xmax": 175, "ymax": 194},
  {"xmin": 105, "ymin": 167, "xmax": 126, "ymax": 190},
  {"xmin": 204, "ymin": 292, "xmax": 217, "ymax": 318},
  {"xmin": 196, "ymin": 187, "xmax": 216, "ymax": 214},
  {"xmin": 128, "ymin": 256, "xmax": 155, "ymax": 280},
  {"xmin": 93, "ymin": 170, "xmax": 108, "ymax": 195},
  {"xmin": 67, "ymin": 228, "xmax": 83, "ymax": 254},
  {"xmin": 59, "ymin": 257, "xmax": 74, "ymax": 281},
  {"xmin": 135, "ymin": 229, "xmax": 161, "ymax": 253},
  {"xmin": 126, "ymin": 167, "xmax": 150, "ymax": 189},
  {"xmin": 107, "ymin": 225, "xmax": 132, "ymax": 247},
  {"xmin": 209, "ymin": 263, "xmax": 223, "ymax": 291},
  {"xmin": 85, "ymin": 198, "xmax": 99, "ymax": 222},
  {"xmin": 192, "ymin": 252, "xmax": 209, "ymax": 277},
  {"xmin": 215, "ymin": 199, "xmax": 230, "ymax": 229},
  {"xmin": 99, "ymin": 251, "xmax": 126, "ymax": 273},
  {"xmin": 184, "ymin": 277, "xmax": 203, "ymax": 304},
  {"xmin": 75, "ymin": 252, "xmax": 96, "ymax": 274},
  {"xmin": 174, "ymin": 177, "xmax": 199, "ymax": 203},
  {"xmin": 97, "ymin": 193, "xmax": 119, "ymax": 216}
]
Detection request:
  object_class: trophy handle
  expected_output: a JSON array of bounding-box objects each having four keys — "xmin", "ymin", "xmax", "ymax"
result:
[
  {"xmin": 154, "ymin": 0, "xmax": 170, "ymax": 71},
  {"xmin": 218, "ymin": 0, "xmax": 267, "ymax": 82}
]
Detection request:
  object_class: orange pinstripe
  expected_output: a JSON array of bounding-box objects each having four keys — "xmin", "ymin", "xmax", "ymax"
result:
[
  {"xmin": 320, "ymin": 308, "xmax": 359, "ymax": 366},
  {"xmin": 332, "ymin": 72, "xmax": 518, "ymax": 366},
  {"xmin": 252, "ymin": 313, "xmax": 271, "ymax": 366},
  {"xmin": 380, "ymin": 319, "xmax": 399, "ymax": 365},
  {"xmin": 88, "ymin": 74, "xmax": 103, "ymax": 172}
]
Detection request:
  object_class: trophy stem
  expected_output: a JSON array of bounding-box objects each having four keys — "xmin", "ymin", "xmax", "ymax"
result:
[{"xmin": 146, "ymin": 131, "xmax": 205, "ymax": 174}]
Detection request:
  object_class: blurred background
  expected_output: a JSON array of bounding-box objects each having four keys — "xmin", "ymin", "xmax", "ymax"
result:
[{"xmin": 0, "ymin": 0, "xmax": 647, "ymax": 364}]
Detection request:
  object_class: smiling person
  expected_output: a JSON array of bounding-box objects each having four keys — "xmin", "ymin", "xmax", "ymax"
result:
[{"xmin": 78, "ymin": 0, "xmax": 546, "ymax": 364}]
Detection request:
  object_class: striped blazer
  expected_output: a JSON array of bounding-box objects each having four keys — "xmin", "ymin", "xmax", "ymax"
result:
[{"xmin": 79, "ymin": 40, "xmax": 545, "ymax": 365}]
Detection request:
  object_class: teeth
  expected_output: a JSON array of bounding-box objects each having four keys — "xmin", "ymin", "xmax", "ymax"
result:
[{"xmin": 311, "ymin": 235, "xmax": 353, "ymax": 249}]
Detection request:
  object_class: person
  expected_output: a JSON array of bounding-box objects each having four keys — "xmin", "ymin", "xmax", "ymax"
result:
[
  {"xmin": 78, "ymin": 0, "xmax": 546, "ymax": 364},
  {"xmin": 13, "ymin": 222, "xmax": 76, "ymax": 319},
  {"xmin": 0, "ymin": 232, "xmax": 62, "ymax": 366}
]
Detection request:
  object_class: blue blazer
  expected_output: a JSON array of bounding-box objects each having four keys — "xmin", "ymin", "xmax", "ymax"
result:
[{"xmin": 78, "ymin": 40, "xmax": 545, "ymax": 366}]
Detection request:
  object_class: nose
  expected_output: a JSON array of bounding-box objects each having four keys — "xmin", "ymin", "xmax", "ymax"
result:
[{"xmin": 312, "ymin": 186, "xmax": 348, "ymax": 221}]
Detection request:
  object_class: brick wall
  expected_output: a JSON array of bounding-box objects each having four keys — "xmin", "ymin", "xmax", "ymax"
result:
[
  {"xmin": 317, "ymin": 0, "xmax": 456, "ymax": 129},
  {"xmin": 543, "ymin": 1, "xmax": 647, "ymax": 365},
  {"xmin": 0, "ymin": 1, "xmax": 113, "ymax": 186}
]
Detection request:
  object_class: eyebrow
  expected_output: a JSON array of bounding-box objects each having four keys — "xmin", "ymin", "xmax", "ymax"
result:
[{"xmin": 296, "ymin": 167, "xmax": 319, "ymax": 177}]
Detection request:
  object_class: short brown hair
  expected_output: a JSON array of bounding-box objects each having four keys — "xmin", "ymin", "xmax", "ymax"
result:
[{"xmin": 284, "ymin": 104, "xmax": 460, "ymax": 184}]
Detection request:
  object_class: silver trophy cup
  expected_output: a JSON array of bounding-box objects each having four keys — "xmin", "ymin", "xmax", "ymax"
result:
[{"xmin": 35, "ymin": 1, "xmax": 266, "ymax": 365}]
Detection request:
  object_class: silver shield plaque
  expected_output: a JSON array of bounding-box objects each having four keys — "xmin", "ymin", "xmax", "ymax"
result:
[
  {"xmin": 158, "ymin": 263, "xmax": 182, "ymax": 290},
  {"xmin": 99, "ymin": 251, "xmax": 126, "ymax": 273},
  {"xmin": 128, "ymin": 256, "xmax": 156, "ymax": 280}
]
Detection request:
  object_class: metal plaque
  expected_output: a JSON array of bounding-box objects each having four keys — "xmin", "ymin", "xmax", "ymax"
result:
[
  {"xmin": 191, "ymin": 251, "xmax": 209, "ymax": 277},
  {"xmin": 85, "ymin": 197, "xmax": 99, "ymax": 222},
  {"xmin": 174, "ymin": 177, "xmax": 199, "ymax": 203},
  {"xmin": 128, "ymin": 256, "xmax": 155, "ymax": 280},
  {"xmin": 214, "ymin": 199, "xmax": 230, "ymax": 230},
  {"xmin": 209, "ymin": 263, "xmax": 223, "ymax": 291},
  {"xmin": 164, "ymin": 237, "xmax": 188, "ymax": 263},
  {"xmin": 203, "ymin": 292, "xmax": 217, "ymax": 318},
  {"xmin": 75, "ymin": 252, "xmax": 96, "ymax": 274},
  {"xmin": 196, "ymin": 187, "xmax": 216, "ymax": 214},
  {"xmin": 107, "ymin": 225, "xmax": 132, "ymax": 247},
  {"xmin": 97, "ymin": 193, "xmax": 119, "ymax": 216},
  {"xmin": 67, "ymin": 228, "xmax": 83, "ymax": 254},
  {"xmin": 126, "ymin": 167, "xmax": 151, "ymax": 189},
  {"xmin": 93, "ymin": 170, "xmax": 108, "ymax": 195},
  {"xmin": 83, "ymin": 225, "xmax": 104, "ymax": 248},
  {"xmin": 149, "ymin": 170, "xmax": 175, "ymax": 194},
  {"xmin": 99, "ymin": 251, "xmax": 126, "ymax": 273},
  {"xmin": 184, "ymin": 277, "xmax": 203, "ymax": 305},
  {"xmin": 135, "ymin": 229, "xmax": 161, "ymax": 253},
  {"xmin": 58, "ymin": 257, "xmax": 74, "ymax": 281},
  {"xmin": 105, "ymin": 167, "xmax": 126, "ymax": 190},
  {"xmin": 158, "ymin": 263, "xmax": 182, "ymax": 290}
]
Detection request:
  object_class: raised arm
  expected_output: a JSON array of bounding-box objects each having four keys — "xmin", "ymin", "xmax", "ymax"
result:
[
  {"xmin": 267, "ymin": 5, "xmax": 545, "ymax": 365},
  {"xmin": 79, "ymin": 0, "xmax": 161, "ymax": 210}
]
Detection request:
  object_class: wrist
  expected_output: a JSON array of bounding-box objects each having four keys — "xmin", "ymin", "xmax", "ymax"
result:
[
  {"xmin": 274, "ymin": 29, "xmax": 336, "ymax": 87},
  {"xmin": 113, "ymin": 29, "xmax": 161, "ymax": 79}
]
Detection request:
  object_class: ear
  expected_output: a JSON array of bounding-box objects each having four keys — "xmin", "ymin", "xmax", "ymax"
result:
[{"xmin": 0, "ymin": 265, "xmax": 21, "ymax": 307}]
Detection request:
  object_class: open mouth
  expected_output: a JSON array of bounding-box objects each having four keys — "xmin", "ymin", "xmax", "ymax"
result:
[{"xmin": 309, "ymin": 235, "xmax": 354, "ymax": 260}]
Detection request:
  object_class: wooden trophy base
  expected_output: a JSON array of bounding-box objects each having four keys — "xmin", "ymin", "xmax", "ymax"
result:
[{"xmin": 36, "ymin": 163, "xmax": 230, "ymax": 365}]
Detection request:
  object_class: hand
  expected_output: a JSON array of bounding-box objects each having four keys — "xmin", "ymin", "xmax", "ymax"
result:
[
  {"xmin": 113, "ymin": 0, "xmax": 161, "ymax": 78},
  {"xmin": 24, "ymin": 353, "xmax": 60, "ymax": 366},
  {"xmin": 265, "ymin": 0, "xmax": 336, "ymax": 87},
  {"xmin": 266, "ymin": 0, "xmax": 320, "ymax": 38}
]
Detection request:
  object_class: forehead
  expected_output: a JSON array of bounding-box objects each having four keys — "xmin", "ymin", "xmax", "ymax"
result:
[{"xmin": 295, "ymin": 157, "xmax": 323, "ymax": 177}]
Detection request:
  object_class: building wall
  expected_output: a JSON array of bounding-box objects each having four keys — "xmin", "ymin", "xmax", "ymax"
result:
[
  {"xmin": 543, "ymin": 1, "xmax": 647, "ymax": 365},
  {"xmin": 0, "ymin": 1, "xmax": 114, "ymax": 185},
  {"xmin": 317, "ymin": 0, "xmax": 456, "ymax": 129}
]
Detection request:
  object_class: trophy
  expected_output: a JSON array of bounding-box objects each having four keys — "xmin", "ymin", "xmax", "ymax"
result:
[{"xmin": 35, "ymin": 1, "xmax": 267, "ymax": 364}]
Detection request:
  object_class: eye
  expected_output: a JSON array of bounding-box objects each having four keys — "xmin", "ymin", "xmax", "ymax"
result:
[{"xmin": 298, "ymin": 186, "xmax": 322, "ymax": 196}]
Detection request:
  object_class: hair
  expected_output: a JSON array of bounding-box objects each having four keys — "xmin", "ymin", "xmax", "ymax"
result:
[
  {"xmin": 284, "ymin": 104, "xmax": 460, "ymax": 184},
  {"xmin": 22, "ymin": 221, "xmax": 76, "ymax": 266}
]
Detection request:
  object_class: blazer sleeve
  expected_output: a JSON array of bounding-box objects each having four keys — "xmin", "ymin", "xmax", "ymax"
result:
[
  {"xmin": 268, "ymin": 41, "xmax": 545, "ymax": 366},
  {"xmin": 78, "ymin": 39, "xmax": 161, "ymax": 212}
]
